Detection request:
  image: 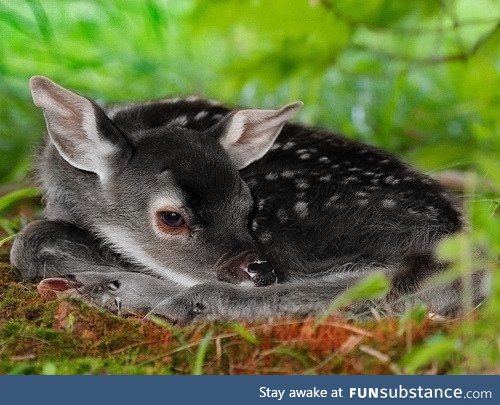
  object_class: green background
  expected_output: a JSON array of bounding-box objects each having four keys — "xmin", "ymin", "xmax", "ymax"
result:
[{"xmin": 1, "ymin": 0, "xmax": 498, "ymax": 186}]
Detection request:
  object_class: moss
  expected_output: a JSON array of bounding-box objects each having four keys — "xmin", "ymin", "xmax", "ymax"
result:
[{"xmin": 0, "ymin": 259, "xmax": 498, "ymax": 375}]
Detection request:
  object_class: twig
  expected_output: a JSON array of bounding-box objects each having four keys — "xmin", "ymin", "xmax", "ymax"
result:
[
  {"xmin": 359, "ymin": 344, "xmax": 403, "ymax": 374},
  {"xmin": 137, "ymin": 331, "xmax": 239, "ymax": 366},
  {"xmin": 317, "ymin": 0, "xmax": 499, "ymax": 36},
  {"xmin": 109, "ymin": 339, "xmax": 160, "ymax": 355},
  {"xmin": 349, "ymin": 22, "xmax": 499, "ymax": 66}
]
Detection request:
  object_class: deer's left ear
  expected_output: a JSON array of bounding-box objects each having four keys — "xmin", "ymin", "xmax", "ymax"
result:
[{"xmin": 214, "ymin": 102, "xmax": 302, "ymax": 169}]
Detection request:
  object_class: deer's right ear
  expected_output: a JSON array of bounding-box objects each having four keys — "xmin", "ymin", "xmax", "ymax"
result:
[
  {"xmin": 29, "ymin": 76, "xmax": 130, "ymax": 182},
  {"xmin": 211, "ymin": 102, "xmax": 302, "ymax": 169}
]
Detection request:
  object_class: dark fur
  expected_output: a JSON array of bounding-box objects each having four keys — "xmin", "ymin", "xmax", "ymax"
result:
[{"xmin": 10, "ymin": 81, "xmax": 488, "ymax": 323}]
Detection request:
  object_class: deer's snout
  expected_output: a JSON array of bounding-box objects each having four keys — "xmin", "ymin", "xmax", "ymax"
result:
[{"xmin": 216, "ymin": 250, "xmax": 264, "ymax": 285}]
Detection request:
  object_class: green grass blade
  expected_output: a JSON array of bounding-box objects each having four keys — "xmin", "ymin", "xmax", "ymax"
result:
[
  {"xmin": 315, "ymin": 273, "xmax": 389, "ymax": 326},
  {"xmin": 0, "ymin": 234, "xmax": 17, "ymax": 248},
  {"xmin": 0, "ymin": 218, "xmax": 16, "ymax": 235},
  {"xmin": 0, "ymin": 187, "xmax": 39, "ymax": 212},
  {"xmin": 191, "ymin": 330, "xmax": 213, "ymax": 375},
  {"xmin": 228, "ymin": 322, "xmax": 258, "ymax": 344}
]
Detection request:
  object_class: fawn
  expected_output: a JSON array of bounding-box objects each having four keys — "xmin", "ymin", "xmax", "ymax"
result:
[{"xmin": 10, "ymin": 76, "xmax": 488, "ymax": 324}]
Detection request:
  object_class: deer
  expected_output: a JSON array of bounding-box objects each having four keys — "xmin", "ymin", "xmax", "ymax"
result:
[{"xmin": 10, "ymin": 76, "xmax": 489, "ymax": 324}]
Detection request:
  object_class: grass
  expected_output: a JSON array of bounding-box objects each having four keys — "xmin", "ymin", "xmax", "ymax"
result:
[{"xmin": 0, "ymin": 258, "xmax": 498, "ymax": 375}]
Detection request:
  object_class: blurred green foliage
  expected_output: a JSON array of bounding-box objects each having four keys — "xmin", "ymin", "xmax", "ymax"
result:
[{"xmin": 0, "ymin": 0, "xmax": 499, "ymax": 185}]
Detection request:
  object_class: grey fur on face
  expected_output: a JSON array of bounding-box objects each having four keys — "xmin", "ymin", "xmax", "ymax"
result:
[{"xmin": 10, "ymin": 76, "xmax": 489, "ymax": 324}]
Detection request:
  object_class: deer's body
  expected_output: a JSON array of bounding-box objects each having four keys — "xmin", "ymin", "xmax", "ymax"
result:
[{"xmin": 10, "ymin": 77, "xmax": 487, "ymax": 323}]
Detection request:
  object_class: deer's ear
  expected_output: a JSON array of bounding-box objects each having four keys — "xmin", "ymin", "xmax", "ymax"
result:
[
  {"xmin": 29, "ymin": 76, "xmax": 130, "ymax": 182},
  {"xmin": 215, "ymin": 102, "xmax": 302, "ymax": 169}
]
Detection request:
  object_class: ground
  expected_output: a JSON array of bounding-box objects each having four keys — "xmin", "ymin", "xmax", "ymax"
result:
[{"xmin": 0, "ymin": 257, "xmax": 498, "ymax": 375}]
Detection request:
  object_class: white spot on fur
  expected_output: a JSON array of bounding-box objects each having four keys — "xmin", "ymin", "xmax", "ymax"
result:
[
  {"xmin": 194, "ymin": 110, "xmax": 208, "ymax": 120},
  {"xmin": 161, "ymin": 97, "xmax": 180, "ymax": 104},
  {"xmin": 281, "ymin": 170, "xmax": 296, "ymax": 178},
  {"xmin": 282, "ymin": 141, "xmax": 296, "ymax": 150},
  {"xmin": 382, "ymin": 199, "xmax": 396, "ymax": 208},
  {"xmin": 357, "ymin": 199, "xmax": 368, "ymax": 206},
  {"xmin": 325, "ymin": 195, "xmax": 340, "ymax": 208},
  {"xmin": 294, "ymin": 201, "xmax": 309, "ymax": 218},
  {"xmin": 384, "ymin": 175, "xmax": 400, "ymax": 185},
  {"xmin": 295, "ymin": 179, "xmax": 309, "ymax": 189},
  {"xmin": 171, "ymin": 115, "xmax": 188, "ymax": 126},
  {"xmin": 277, "ymin": 208, "xmax": 288, "ymax": 223},
  {"xmin": 342, "ymin": 176, "xmax": 358, "ymax": 184},
  {"xmin": 265, "ymin": 173, "xmax": 278, "ymax": 180},
  {"xmin": 269, "ymin": 143, "xmax": 281, "ymax": 151},
  {"xmin": 251, "ymin": 220, "xmax": 258, "ymax": 231},
  {"xmin": 318, "ymin": 156, "xmax": 330, "ymax": 163},
  {"xmin": 299, "ymin": 153, "xmax": 311, "ymax": 160},
  {"xmin": 319, "ymin": 175, "xmax": 332, "ymax": 182},
  {"xmin": 356, "ymin": 191, "xmax": 369, "ymax": 197},
  {"xmin": 258, "ymin": 231, "xmax": 272, "ymax": 243},
  {"xmin": 186, "ymin": 96, "xmax": 200, "ymax": 102}
]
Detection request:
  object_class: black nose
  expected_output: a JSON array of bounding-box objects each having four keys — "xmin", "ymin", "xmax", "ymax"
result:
[{"xmin": 216, "ymin": 250, "xmax": 262, "ymax": 284}]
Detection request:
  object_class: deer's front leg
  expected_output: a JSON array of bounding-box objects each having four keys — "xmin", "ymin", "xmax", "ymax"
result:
[
  {"xmin": 150, "ymin": 279, "xmax": 357, "ymax": 325},
  {"xmin": 10, "ymin": 220, "xmax": 130, "ymax": 281},
  {"xmin": 51, "ymin": 271, "xmax": 182, "ymax": 315}
]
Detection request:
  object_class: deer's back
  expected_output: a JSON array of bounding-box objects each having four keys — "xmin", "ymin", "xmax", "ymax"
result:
[{"xmin": 107, "ymin": 98, "xmax": 464, "ymax": 270}]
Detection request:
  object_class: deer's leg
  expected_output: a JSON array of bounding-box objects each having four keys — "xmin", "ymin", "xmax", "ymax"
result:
[
  {"xmin": 10, "ymin": 220, "xmax": 132, "ymax": 281},
  {"xmin": 61, "ymin": 271, "xmax": 181, "ymax": 315}
]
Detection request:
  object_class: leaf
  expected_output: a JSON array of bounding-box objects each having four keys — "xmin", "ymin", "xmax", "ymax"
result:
[
  {"xmin": 397, "ymin": 304, "xmax": 427, "ymax": 336},
  {"xmin": 41, "ymin": 362, "xmax": 57, "ymax": 375},
  {"xmin": 402, "ymin": 335, "xmax": 460, "ymax": 374}
]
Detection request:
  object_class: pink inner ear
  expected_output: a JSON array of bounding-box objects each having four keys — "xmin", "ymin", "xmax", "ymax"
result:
[{"xmin": 37, "ymin": 278, "xmax": 74, "ymax": 296}]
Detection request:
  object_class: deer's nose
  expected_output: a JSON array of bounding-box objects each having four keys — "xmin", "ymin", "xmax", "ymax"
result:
[{"xmin": 216, "ymin": 250, "xmax": 264, "ymax": 285}]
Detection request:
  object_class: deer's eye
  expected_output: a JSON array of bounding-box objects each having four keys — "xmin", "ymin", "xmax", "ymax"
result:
[
  {"xmin": 155, "ymin": 210, "xmax": 190, "ymax": 237},
  {"xmin": 160, "ymin": 211, "xmax": 185, "ymax": 228}
]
